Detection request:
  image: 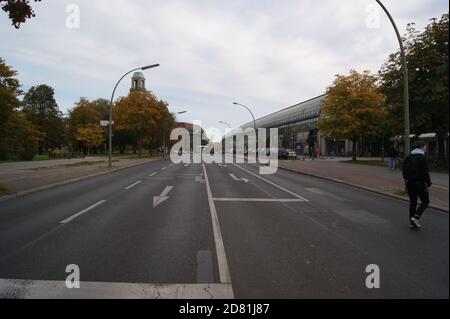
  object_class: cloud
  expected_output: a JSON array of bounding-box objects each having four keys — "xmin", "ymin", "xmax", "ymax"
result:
[{"xmin": 1, "ymin": 0, "xmax": 448, "ymax": 131}]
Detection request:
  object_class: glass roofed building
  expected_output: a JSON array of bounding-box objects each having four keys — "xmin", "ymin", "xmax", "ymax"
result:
[{"xmin": 237, "ymin": 94, "xmax": 352, "ymax": 157}]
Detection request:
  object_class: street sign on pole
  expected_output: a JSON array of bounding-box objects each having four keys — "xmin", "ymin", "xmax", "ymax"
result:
[{"xmin": 100, "ymin": 120, "xmax": 114, "ymax": 127}]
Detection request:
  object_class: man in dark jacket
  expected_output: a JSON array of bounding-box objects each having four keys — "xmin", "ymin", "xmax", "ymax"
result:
[
  {"xmin": 402, "ymin": 141, "xmax": 432, "ymax": 229},
  {"xmin": 387, "ymin": 144, "xmax": 399, "ymax": 170}
]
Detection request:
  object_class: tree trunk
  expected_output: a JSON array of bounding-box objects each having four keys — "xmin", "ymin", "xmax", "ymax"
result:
[
  {"xmin": 138, "ymin": 140, "xmax": 142, "ymax": 157},
  {"xmin": 437, "ymin": 134, "xmax": 448, "ymax": 168},
  {"xmin": 352, "ymin": 139, "xmax": 357, "ymax": 161}
]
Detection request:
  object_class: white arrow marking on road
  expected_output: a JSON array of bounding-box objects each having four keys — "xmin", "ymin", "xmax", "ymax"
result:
[
  {"xmin": 228, "ymin": 174, "xmax": 249, "ymax": 183},
  {"xmin": 153, "ymin": 186, "xmax": 174, "ymax": 208}
]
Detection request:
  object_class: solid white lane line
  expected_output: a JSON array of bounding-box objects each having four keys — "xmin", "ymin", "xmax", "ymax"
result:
[
  {"xmin": 0, "ymin": 279, "xmax": 234, "ymax": 299},
  {"xmin": 213, "ymin": 198, "xmax": 307, "ymax": 202},
  {"xmin": 60, "ymin": 200, "xmax": 107, "ymax": 224},
  {"xmin": 233, "ymin": 164, "xmax": 309, "ymax": 202},
  {"xmin": 202, "ymin": 163, "xmax": 233, "ymax": 286},
  {"xmin": 125, "ymin": 180, "xmax": 142, "ymax": 190}
]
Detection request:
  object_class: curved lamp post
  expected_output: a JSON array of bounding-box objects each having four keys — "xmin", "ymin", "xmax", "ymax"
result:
[
  {"xmin": 376, "ymin": 0, "xmax": 410, "ymax": 157},
  {"xmin": 108, "ymin": 64, "xmax": 160, "ymax": 168},
  {"xmin": 219, "ymin": 120, "xmax": 232, "ymax": 129},
  {"xmin": 233, "ymin": 101, "xmax": 258, "ymax": 158}
]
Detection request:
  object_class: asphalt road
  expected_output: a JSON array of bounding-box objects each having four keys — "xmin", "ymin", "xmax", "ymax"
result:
[{"xmin": 0, "ymin": 159, "xmax": 448, "ymax": 298}]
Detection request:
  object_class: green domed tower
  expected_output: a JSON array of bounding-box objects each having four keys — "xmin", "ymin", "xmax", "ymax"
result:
[{"xmin": 130, "ymin": 72, "xmax": 146, "ymax": 92}]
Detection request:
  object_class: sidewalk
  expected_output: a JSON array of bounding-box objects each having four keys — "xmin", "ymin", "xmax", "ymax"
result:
[
  {"xmin": 278, "ymin": 158, "xmax": 449, "ymax": 212},
  {"xmin": 0, "ymin": 156, "xmax": 162, "ymax": 198}
]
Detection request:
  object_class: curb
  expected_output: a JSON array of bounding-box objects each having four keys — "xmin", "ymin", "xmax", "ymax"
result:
[
  {"xmin": 0, "ymin": 158, "xmax": 164, "ymax": 203},
  {"xmin": 278, "ymin": 165, "xmax": 449, "ymax": 213}
]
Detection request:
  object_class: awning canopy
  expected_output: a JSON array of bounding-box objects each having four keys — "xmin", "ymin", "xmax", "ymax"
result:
[
  {"xmin": 418, "ymin": 133, "xmax": 437, "ymax": 139},
  {"xmin": 389, "ymin": 134, "xmax": 416, "ymax": 142}
]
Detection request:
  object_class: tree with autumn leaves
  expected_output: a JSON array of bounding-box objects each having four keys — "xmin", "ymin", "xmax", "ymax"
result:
[
  {"xmin": 68, "ymin": 98, "xmax": 105, "ymax": 155},
  {"xmin": 113, "ymin": 91, "xmax": 175, "ymax": 156},
  {"xmin": 317, "ymin": 70, "xmax": 387, "ymax": 161}
]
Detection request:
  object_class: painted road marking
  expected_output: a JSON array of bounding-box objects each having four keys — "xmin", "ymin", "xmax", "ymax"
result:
[
  {"xmin": 149, "ymin": 172, "xmax": 158, "ymax": 177},
  {"xmin": 184, "ymin": 164, "xmax": 190, "ymax": 167},
  {"xmin": 213, "ymin": 198, "xmax": 307, "ymax": 203},
  {"xmin": 0, "ymin": 279, "xmax": 233, "ymax": 299},
  {"xmin": 162, "ymin": 167, "xmax": 168, "ymax": 170},
  {"xmin": 60, "ymin": 200, "xmax": 107, "ymax": 224},
  {"xmin": 228, "ymin": 174, "xmax": 249, "ymax": 183},
  {"xmin": 153, "ymin": 186, "xmax": 174, "ymax": 208},
  {"xmin": 125, "ymin": 181, "xmax": 142, "ymax": 190},
  {"xmin": 197, "ymin": 250, "xmax": 214, "ymax": 283},
  {"xmin": 202, "ymin": 164, "xmax": 232, "ymax": 286},
  {"xmin": 233, "ymin": 164, "xmax": 309, "ymax": 202}
]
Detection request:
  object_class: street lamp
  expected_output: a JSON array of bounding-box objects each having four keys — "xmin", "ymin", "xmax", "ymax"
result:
[
  {"xmin": 219, "ymin": 121, "xmax": 232, "ymax": 129},
  {"xmin": 375, "ymin": 0, "xmax": 410, "ymax": 157},
  {"xmin": 108, "ymin": 64, "xmax": 160, "ymax": 168},
  {"xmin": 233, "ymin": 102, "xmax": 258, "ymax": 156}
]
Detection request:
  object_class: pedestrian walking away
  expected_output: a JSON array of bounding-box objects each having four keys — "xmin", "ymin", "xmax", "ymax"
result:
[
  {"xmin": 402, "ymin": 141, "xmax": 432, "ymax": 229},
  {"xmin": 387, "ymin": 144, "xmax": 399, "ymax": 170}
]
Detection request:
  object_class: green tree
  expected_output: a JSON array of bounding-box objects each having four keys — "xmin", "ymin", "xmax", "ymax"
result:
[
  {"xmin": 93, "ymin": 98, "xmax": 110, "ymax": 120},
  {"xmin": 22, "ymin": 84, "xmax": 64, "ymax": 153},
  {"xmin": 317, "ymin": 70, "xmax": 387, "ymax": 161},
  {"xmin": 0, "ymin": 57, "xmax": 22, "ymax": 159},
  {"xmin": 3, "ymin": 111, "xmax": 42, "ymax": 160},
  {"xmin": 1, "ymin": 0, "xmax": 41, "ymax": 28},
  {"xmin": 379, "ymin": 13, "xmax": 449, "ymax": 162}
]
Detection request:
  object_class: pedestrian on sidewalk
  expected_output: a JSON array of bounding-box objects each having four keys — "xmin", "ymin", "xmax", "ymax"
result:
[
  {"xmin": 387, "ymin": 144, "xmax": 399, "ymax": 170},
  {"xmin": 402, "ymin": 141, "xmax": 432, "ymax": 229}
]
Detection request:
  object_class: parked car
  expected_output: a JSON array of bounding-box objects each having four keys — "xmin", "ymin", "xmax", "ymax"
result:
[
  {"xmin": 266, "ymin": 148, "xmax": 297, "ymax": 159},
  {"xmin": 284, "ymin": 149, "xmax": 297, "ymax": 159}
]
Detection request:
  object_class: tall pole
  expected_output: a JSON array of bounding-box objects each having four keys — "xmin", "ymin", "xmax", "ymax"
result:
[
  {"xmin": 376, "ymin": 0, "xmax": 410, "ymax": 157},
  {"xmin": 233, "ymin": 102, "xmax": 258, "ymax": 156},
  {"xmin": 109, "ymin": 64, "xmax": 159, "ymax": 168},
  {"xmin": 219, "ymin": 121, "xmax": 232, "ymax": 129}
]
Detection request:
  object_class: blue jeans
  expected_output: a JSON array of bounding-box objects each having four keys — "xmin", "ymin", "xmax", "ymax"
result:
[{"xmin": 389, "ymin": 157, "xmax": 397, "ymax": 170}]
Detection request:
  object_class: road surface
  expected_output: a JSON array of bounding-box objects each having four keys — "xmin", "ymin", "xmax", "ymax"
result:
[{"xmin": 0, "ymin": 159, "xmax": 448, "ymax": 298}]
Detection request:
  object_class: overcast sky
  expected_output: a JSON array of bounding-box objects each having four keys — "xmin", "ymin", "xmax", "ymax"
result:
[{"xmin": 1, "ymin": 0, "xmax": 448, "ymax": 141}]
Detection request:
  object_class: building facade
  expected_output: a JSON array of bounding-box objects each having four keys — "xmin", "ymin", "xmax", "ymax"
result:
[{"xmin": 238, "ymin": 95, "xmax": 353, "ymax": 157}]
